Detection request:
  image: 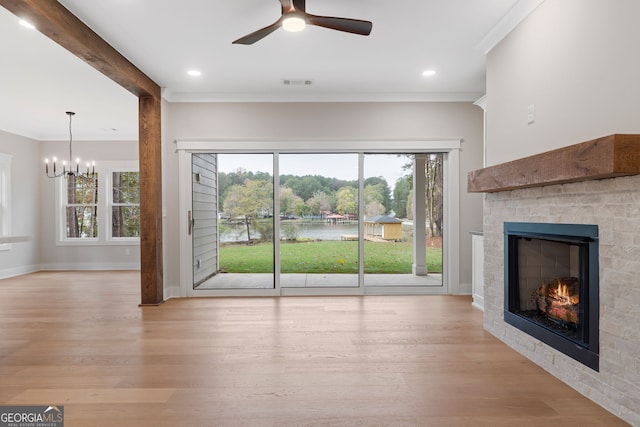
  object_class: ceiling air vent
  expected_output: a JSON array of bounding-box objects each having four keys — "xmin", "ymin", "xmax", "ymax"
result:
[{"xmin": 283, "ymin": 79, "xmax": 313, "ymax": 86}]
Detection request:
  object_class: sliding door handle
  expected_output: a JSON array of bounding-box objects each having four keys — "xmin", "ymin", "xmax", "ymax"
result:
[{"xmin": 188, "ymin": 211, "xmax": 194, "ymax": 235}]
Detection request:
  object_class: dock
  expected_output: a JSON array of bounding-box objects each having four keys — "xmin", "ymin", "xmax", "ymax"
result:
[{"xmin": 340, "ymin": 234, "xmax": 395, "ymax": 243}]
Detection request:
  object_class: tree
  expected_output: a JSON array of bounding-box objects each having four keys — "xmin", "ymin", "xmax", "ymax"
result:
[
  {"xmin": 393, "ymin": 176, "xmax": 412, "ymax": 219},
  {"xmin": 291, "ymin": 196, "xmax": 306, "ymax": 216},
  {"xmin": 426, "ymin": 154, "xmax": 443, "ymax": 237},
  {"xmin": 281, "ymin": 222, "xmax": 300, "ymax": 240},
  {"xmin": 280, "ymin": 187, "xmax": 304, "ymax": 216},
  {"xmin": 282, "ymin": 175, "xmax": 324, "ymax": 201},
  {"xmin": 365, "ymin": 201, "xmax": 385, "ymax": 217},
  {"xmin": 223, "ymin": 179, "xmax": 273, "ymax": 243},
  {"xmin": 112, "ymin": 171, "xmax": 140, "ymax": 237},
  {"xmin": 392, "ymin": 155, "xmax": 443, "ymax": 235},
  {"xmin": 364, "ymin": 177, "xmax": 391, "ymax": 212},
  {"xmin": 364, "ymin": 182, "xmax": 387, "ymax": 217},
  {"xmin": 219, "ymin": 168, "xmax": 273, "ymax": 210},
  {"xmin": 336, "ymin": 186, "xmax": 357, "ymax": 216},
  {"xmin": 306, "ymin": 190, "xmax": 332, "ymax": 216},
  {"xmin": 66, "ymin": 175, "xmax": 98, "ymax": 238},
  {"xmin": 406, "ymin": 196, "xmax": 414, "ymax": 221}
]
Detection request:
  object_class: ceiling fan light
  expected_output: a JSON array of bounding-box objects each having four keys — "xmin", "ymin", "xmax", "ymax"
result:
[{"xmin": 282, "ymin": 15, "xmax": 306, "ymax": 32}]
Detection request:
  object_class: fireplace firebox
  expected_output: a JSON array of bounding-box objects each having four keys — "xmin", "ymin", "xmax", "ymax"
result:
[{"xmin": 504, "ymin": 222, "xmax": 599, "ymax": 371}]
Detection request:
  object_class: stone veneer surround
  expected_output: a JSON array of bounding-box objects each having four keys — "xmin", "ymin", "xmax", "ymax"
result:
[{"xmin": 483, "ymin": 174, "xmax": 640, "ymax": 425}]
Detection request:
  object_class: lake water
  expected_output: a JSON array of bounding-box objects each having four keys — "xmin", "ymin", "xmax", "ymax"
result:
[{"xmin": 221, "ymin": 221, "xmax": 359, "ymax": 242}]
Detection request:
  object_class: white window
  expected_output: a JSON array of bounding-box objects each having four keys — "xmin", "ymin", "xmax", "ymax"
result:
[
  {"xmin": 63, "ymin": 173, "xmax": 99, "ymax": 240},
  {"xmin": 108, "ymin": 169, "xmax": 140, "ymax": 241},
  {"xmin": 57, "ymin": 161, "xmax": 139, "ymax": 246},
  {"xmin": 0, "ymin": 153, "xmax": 12, "ymax": 251}
]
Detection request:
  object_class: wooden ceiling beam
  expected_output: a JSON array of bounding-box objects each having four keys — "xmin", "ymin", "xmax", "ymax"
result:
[{"xmin": 0, "ymin": 0, "xmax": 160, "ymax": 98}]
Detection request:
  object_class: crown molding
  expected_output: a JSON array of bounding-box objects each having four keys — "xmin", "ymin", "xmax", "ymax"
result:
[
  {"xmin": 473, "ymin": 95, "xmax": 487, "ymax": 111},
  {"xmin": 161, "ymin": 89, "xmax": 484, "ymax": 103},
  {"xmin": 476, "ymin": 0, "xmax": 545, "ymax": 54}
]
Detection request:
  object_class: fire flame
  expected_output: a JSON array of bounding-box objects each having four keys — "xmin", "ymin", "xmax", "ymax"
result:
[
  {"xmin": 550, "ymin": 280, "xmax": 579, "ymax": 305},
  {"xmin": 531, "ymin": 277, "xmax": 580, "ymax": 325}
]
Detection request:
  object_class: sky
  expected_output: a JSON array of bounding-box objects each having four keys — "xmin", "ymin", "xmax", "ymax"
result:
[{"xmin": 218, "ymin": 153, "xmax": 411, "ymax": 187}]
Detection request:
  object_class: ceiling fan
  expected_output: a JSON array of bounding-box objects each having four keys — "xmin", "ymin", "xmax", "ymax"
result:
[{"xmin": 232, "ymin": 0, "xmax": 373, "ymax": 45}]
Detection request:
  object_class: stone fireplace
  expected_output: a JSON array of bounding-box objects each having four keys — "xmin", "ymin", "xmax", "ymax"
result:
[
  {"xmin": 504, "ymin": 221, "xmax": 599, "ymax": 371},
  {"xmin": 468, "ymin": 135, "xmax": 640, "ymax": 425}
]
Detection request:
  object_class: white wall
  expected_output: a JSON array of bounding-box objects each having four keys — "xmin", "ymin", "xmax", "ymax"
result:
[
  {"xmin": 486, "ymin": 0, "xmax": 640, "ymax": 165},
  {"xmin": 163, "ymin": 101, "xmax": 484, "ymax": 295},
  {"xmin": 484, "ymin": 0, "xmax": 640, "ymax": 424},
  {"xmin": 39, "ymin": 139, "xmax": 140, "ymax": 270},
  {"xmin": 0, "ymin": 130, "xmax": 40, "ymax": 277}
]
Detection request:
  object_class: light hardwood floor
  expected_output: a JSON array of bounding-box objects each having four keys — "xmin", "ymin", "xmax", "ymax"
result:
[{"xmin": 0, "ymin": 271, "xmax": 629, "ymax": 426}]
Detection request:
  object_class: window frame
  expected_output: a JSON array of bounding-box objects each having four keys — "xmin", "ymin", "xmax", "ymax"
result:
[
  {"xmin": 107, "ymin": 166, "xmax": 140, "ymax": 243},
  {"xmin": 56, "ymin": 160, "xmax": 139, "ymax": 246},
  {"xmin": 63, "ymin": 173, "xmax": 100, "ymax": 241},
  {"xmin": 175, "ymin": 138, "xmax": 462, "ymax": 297}
]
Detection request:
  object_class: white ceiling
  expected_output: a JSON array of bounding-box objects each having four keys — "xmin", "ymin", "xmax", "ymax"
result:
[{"xmin": 0, "ymin": 0, "xmax": 543, "ymax": 141}]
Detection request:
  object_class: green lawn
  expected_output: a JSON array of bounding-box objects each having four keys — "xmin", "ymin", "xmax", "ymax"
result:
[{"xmin": 219, "ymin": 240, "xmax": 442, "ymax": 274}]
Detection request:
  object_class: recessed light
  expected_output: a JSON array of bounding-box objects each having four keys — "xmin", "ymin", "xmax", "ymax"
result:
[
  {"xmin": 422, "ymin": 69, "xmax": 436, "ymax": 77},
  {"xmin": 19, "ymin": 19, "xmax": 36, "ymax": 30},
  {"xmin": 187, "ymin": 70, "xmax": 202, "ymax": 77}
]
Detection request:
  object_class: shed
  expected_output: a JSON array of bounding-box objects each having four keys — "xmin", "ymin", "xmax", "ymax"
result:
[{"xmin": 364, "ymin": 215, "xmax": 403, "ymax": 241}]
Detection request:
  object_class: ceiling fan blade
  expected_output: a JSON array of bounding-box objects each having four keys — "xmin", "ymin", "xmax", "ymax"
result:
[
  {"xmin": 292, "ymin": 0, "xmax": 305, "ymax": 12},
  {"xmin": 232, "ymin": 20, "xmax": 282, "ymax": 45},
  {"xmin": 306, "ymin": 14, "xmax": 372, "ymax": 36},
  {"xmin": 279, "ymin": 0, "xmax": 295, "ymax": 12},
  {"xmin": 280, "ymin": 0, "xmax": 306, "ymax": 12}
]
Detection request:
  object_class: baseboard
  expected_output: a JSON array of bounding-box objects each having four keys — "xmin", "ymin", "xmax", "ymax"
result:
[
  {"xmin": 0, "ymin": 264, "xmax": 40, "ymax": 280},
  {"xmin": 472, "ymin": 294, "xmax": 485, "ymax": 311},
  {"xmin": 38, "ymin": 262, "xmax": 141, "ymax": 271},
  {"xmin": 165, "ymin": 285, "xmax": 184, "ymax": 299}
]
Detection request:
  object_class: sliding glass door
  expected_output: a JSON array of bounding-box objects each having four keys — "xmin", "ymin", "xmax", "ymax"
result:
[
  {"xmin": 179, "ymin": 142, "xmax": 457, "ymax": 297},
  {"xmin": 192, "ymin": 153, "xmax": 275, "ymax": 290},
  {"xmin": 363, "ymin": 154, "xmax": 443, "ymax": 288},
  {"xmin": 279, "ymin": 153, "xmax": 359, "ymax": 289}
]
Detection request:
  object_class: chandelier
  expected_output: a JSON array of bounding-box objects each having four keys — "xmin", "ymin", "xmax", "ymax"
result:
[{"xmin": 45, "ymin": 111, "xmax": 95, "ymax": 179}]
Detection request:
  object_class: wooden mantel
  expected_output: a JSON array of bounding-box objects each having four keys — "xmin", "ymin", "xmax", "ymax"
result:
[{"xmin": 467, "ymin": 134, "xmax": 640, "ymax": 193}]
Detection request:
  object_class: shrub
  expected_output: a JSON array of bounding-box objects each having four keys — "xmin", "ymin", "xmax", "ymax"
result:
[{"xmin": 281, "ymin": 222, "xmax": 300, "ymax": 241}]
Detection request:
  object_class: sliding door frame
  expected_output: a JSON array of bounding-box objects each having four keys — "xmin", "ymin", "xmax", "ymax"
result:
[{"xmin": 176, "ymin": 139, "xmax": 461, "ymax": 297}]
